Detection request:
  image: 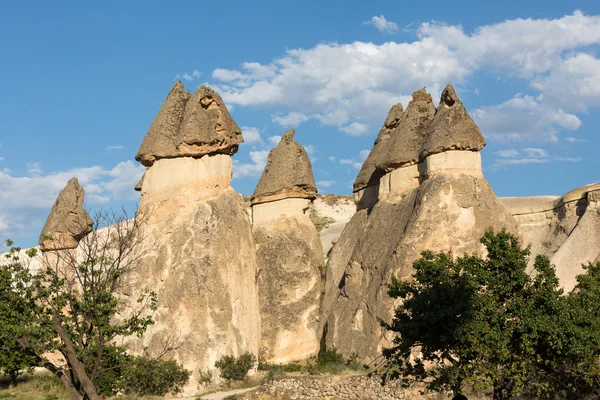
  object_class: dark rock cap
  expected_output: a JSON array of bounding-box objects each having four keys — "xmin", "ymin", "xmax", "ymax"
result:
[
  {"xmin": 135, "ymin": 81, "xmax": 190, "ymax": 167},
  {"xmin": 353, "ymin": 103, "xmax": 404, "ymax": 192},
  {"xmin": 420, "ymin": 84, "xmax": 486, "ymax": 159},
  {"xmin": 252, "ymin": 129, "xmax": 317, "ymax": 205},
  {"xmin": 376, "ymin": 88, "xmax": 435, "ymax": 173},
  {"xmin": 39, "ymin": 178, "xmax": 93, "ymax": 251},
  {"xmin": 135, "ymin": 82, "xmax": 243, "ymax": 167},
  {"xmin": 134, "ymin": 170, "xmax": 145, "ymax": 192}
]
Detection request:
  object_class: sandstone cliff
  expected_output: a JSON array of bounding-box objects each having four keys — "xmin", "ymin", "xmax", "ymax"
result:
[
  {"xmin": 251, "ymin": 130, "xmax": 323, "ymax": 363},
  {"xmin": 128, "ymin": 82, "xmax": 260, "ymax": 391},
  {"xmin": 322, "ymin": 84, "xmax": 519, "ymax": 361},
  {"xmin": 501, "ymin": 182, "xmax": 600, "ymax": 292}
]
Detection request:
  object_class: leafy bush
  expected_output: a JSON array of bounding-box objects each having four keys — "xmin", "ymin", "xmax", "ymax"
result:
[
  {"xmin": 119, "ymin": 356, "xmax": 190, "ymax": 396},
  {"xmin": 215, "ymin": 353, "xmax": 256, "ymax": 381},
  {"xmin": 307, "ymin": 349, "xmax": 364, "ymax": 375},
  {"xmin": 198, "ymin": 368, "xmax": 214, "ymax": 388},
  {"xmin": 384, "ymin": 229, "xmax": 600, "ymax": 399}
]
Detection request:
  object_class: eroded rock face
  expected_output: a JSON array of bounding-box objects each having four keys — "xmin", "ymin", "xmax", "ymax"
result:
[
  {"xmin": 501, "ymin": 183, "xmax": 600, "ymax": 292},
  {"xmin": 322, "ymin": 84, "xmax": 518, "ymax": 361},
  {"xmin": 251, "ymin": 132, "xmax": 323, "ymax": 362},
  {"xmin": 254, "ymin": 214, "xmax": 323, "ymax": 363},
  {"xmin": 39, "ymin": 178, "xmax": 93, "ymax": 251},
  {"xmin": 135, "ymin": 83, "xmax": 243, "ymax": 167},
  {"xmin": 252, "ymin": 130, "xmax": 317, "ymax": 205},
  {"xmin": 129, "ymin": 168, "xmax": 260, "ymax": 391}
]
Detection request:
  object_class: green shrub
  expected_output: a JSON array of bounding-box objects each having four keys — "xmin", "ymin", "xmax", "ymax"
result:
[
  {"xmin": 215, "ymin": 353, "xmax": 256, "ymax": 381},
  {"xmin": 198, "ymin": 369, "xmax": 213, "ymax": 388},
  {"xmin": 307, "ymin": 349, "xmax": 365, "ymax": 375},
  {"xmin": 119, "ymin": 356, "xmax": 190, "ymax": 396}
]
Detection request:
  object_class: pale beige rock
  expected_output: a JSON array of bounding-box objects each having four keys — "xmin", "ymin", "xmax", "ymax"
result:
[
  {"xmin": 126, "ymin": 189, "xmax": 260, "ymax": 393},
  {"xmin": 251, "ymin": 198, "xmax": 311, "ymax": 225},
  {"xmin": 421, "ymin": 150, "xmax": 483, "ymax": 178},
  {"xmin": 254, "ymin": 214, "xmax": 324, "ymax": 363},
  {"xmin": 378, "ymin": 164, "xmax": 420, "ymax": 202},
  {"xmin": 39, "ymin": 178, "xmax": 93, "ymax": 251},
  {"xmin": 134, "ymin": 171, "xmax": 146, "ymax": 192},
  {"xmin": 500, "ymin": 183, "xmax": 600, "ymax": 290},
  {"xmin": 252, "ymin": 130, "xmax": 317, "ymax": 205}
]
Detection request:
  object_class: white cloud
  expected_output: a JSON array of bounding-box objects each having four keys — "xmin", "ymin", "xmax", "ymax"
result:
[
  {"xmin": 493, "ymin": 147, "xmax": 582, "ymax": 167},
  {"xmin": 565, "ymin": 137, "xmax": 586, "ymax": 143},
  {"xmin": 268, "ymin": 136, "xmax": 282, "ymax": 146},
  {"xmin": 304, "ymin": 144, "xmax": 316, "ymax": 155},
  {"xmin": 175, "ymin": 69, "xmax": 201, "ymax": 81},
  {"xmin": 340, "ymin": 122, "xmax": 370, "ymax": 136},
  {"xmin": 359, "ymin": 149, "xmax": 371, "ymax": 161},
  {"xmin": 107, "ymin": 145, "xmax": 124, "ymax": 151},
  {"xmin": 26, "ymin": 162, "xmax": 42, "ymax": 176},
  {"xmin": 328, "ymin": 156, "xmax": 336, "ymax": 162},
  {"xmin": 241, "ymin": 126, "xmax": 262, "ymax": 144},
  {"xmin": 339, "ymin": 159, "xmax": 362, "ymax": 170},
  {"xmin": 317, "ymin": 180, "xmax": 336, "ymax": 188},
  {"xmin": 208, "ymin": 11, "xmax": 600, "ymax": 141},
  {"xmin": 366, "ymin": 15, "xmax": 399, "ymax": 34},
  {"xmin": 232, "ymin": 150, "xmax": 269, "ymax": 179},
  {"xmin": 272, "ymin": 112, "xmax": 310, "ymax": 127},
  {"xmin": 0, "ymin": 157, "xmax": 4, "ymax": 161},
  {"xmin": 472, "ymin": 94, "xmax": 581, "ymax": 142},
  {"xmin": 0, "ymin": 161, "xmax": 145, "ymax": 239}
]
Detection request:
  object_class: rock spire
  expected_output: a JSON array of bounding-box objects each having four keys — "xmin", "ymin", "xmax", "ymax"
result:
[{"xmin": 39, "ymin": 178, "xmax": 93, "ymax": 251}]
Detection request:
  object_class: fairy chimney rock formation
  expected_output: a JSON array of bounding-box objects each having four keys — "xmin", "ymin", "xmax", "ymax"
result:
[
  {"xmin": 251, "ymin": 131, "xmax": 324, "ymax": 363},
  {"xmin": 322, "ymin": 84, "xmax": 519, "ymax": 362},
  {"xmin": 39, "ymin": 177, "xmax": 93, "ymax": 251},
  {"xmin": 251, "ymin": 129, "xmax": 317, "ymax": 224},
  {"xmin": 128, "ymin": 83, "xmax": 259, "ymax": 393}
]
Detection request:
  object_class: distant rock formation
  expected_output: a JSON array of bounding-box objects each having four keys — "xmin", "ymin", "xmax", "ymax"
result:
[
  {"xmin": 128, "ymin": 82, "xmax": 259, "ymax": 391},
  {"xmin": 501, "ymin": 183, "xmax": 600, "ymax": 292},
  {"xmin": 251, "ymin": 130, "xmax": 323, "ymax": 363},
  {"xmin": 322, "ymin": 84, "xmax": 519, "ymax": 361},
  {"xmin": 39, "ymin": 177, "xmax": 93, "ymax": 251}
]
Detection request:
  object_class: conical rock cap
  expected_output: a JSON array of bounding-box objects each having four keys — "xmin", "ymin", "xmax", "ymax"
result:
[
  {"xmin": 39, "ymin": 177, "xmax": 93, "ymax": 251},
  {"xmin": 377, "ymin": 88, "xmax": 435, "ymax": 173},
  {"xmin": 135, "ymin": 83, "xmax": 243, "ymax": 167},
  {"xmin": 420, "ymin": 84, "xmax": 485, "ymax": 159},
  {"xmin": 252, "ymin": 129, "xmax": 317, "ymax": 205},
  {"xmin": 353, "ymin": 103, "xmax": 404, "ymax": 192}
]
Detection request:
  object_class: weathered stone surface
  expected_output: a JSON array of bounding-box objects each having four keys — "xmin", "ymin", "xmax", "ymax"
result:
[
  {"xmin": 126, "ymin": 188, "xmax": 260, "ymax": 392},
  {"xmin": 135, "ymin": 81, "xmax": 190, "ymax": 167},
  {"xmin": 501, "ymin": 183, "xmax": 600, "ymax": 291},
  {"xmin": 178, "ymin": 86, "xmax": 243, "ymax": 158},
  {"xmin": 252, "ymin": 130, "xmax": 317, "ymax": 205},
  {"xmin": 323, "ymin": 173, "xmax": 519, "ymax": 360},
  {"xmin": 420, "ymin": 84, "xmax": 486, "ymax": 159},
  {"xmin": 134, "ymin": 170, "xmax": 145, "ymax": 192},
  {"xmin": 353, "ymin": 104, "xmax": 403, "ymax": 194},
  {"xmin": 377, "ymin": 89, "xmax": 435, "ymax": 173},
  {"xmin": 254, "ymin": 213, "xmax": 324, "ymax": 363},
  {"xmin": 252, "ymin": 198, "xmax": 311, "ymax": 225},
  {"xmin": 39, "ymin": 178, "xmax": 93, "ymax": 251},
  {"xmin": 135, "ymin": 83, "xmax": 243, "ymax": 167}
]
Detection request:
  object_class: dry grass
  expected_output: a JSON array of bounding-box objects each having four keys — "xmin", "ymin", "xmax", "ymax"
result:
[
  {"xmin": 0, "ymin": 373, "xmax": 67, "ymax": 400},
  {"xmin": 308, "ymin": 209, "xmax": 336, "ymax": 232}
]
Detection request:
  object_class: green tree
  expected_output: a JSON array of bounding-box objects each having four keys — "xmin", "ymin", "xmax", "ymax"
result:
[
  {"xmin": 383, "ymin": 229, "xmax": 600, "ymax": 399},
  {"xmin": 0, "ymin": 210, "xmax": 189, "ymax": 400}
]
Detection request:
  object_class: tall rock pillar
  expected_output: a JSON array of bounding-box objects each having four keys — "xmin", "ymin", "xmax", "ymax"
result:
[
  {"xmin": 131, "ymin": 82, "xmax": 260, "ymax": 390},
  {"xmin": 251, "ymin": 130, "xmax": 324, "ymax": 363}
]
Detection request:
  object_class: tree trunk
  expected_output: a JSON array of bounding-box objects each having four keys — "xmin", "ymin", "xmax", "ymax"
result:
[{"xmin": 52, "ymin": 313, "xmax": 100, "ymax": 400}]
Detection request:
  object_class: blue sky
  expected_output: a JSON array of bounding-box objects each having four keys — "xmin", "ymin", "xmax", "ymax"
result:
[{"xmin": 1, "ymin": 1, "xmax": 599, "ymax": 246}]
